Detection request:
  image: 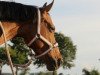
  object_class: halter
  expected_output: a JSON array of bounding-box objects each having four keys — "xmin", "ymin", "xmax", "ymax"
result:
[{"xmin": 28, "ymin": 7, "xmax": 58, "ymax": 58}]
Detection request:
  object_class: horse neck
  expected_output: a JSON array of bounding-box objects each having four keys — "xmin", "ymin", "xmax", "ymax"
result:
[
  {"xmin": 0, "ymin": 22, "xmax": 19, "ymax": 45},
  {"xmin": 0, "ymin": 21, "xmax": 37, "ymax": 45},
  {"xmin": 13, "ymin": 21, "xmax": 37, "ymax": 45}
]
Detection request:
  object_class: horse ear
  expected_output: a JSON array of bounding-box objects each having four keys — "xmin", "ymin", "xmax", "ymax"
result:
[
  {"xmin": 42, "ymin": 0, "xmax": 54, "ymax": 12},
  {"xmin": 43, "ymin": 2, "xmax": 47, "ymax": 8}
]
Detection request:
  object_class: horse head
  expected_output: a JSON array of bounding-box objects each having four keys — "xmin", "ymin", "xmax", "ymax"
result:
[
  {"xmin": 28, "ymin": 0, "xmax": 62, "ymax": 71},
  {"xmin": 0, "ymin": 0, "xmax": 62, "ymax": 71}
]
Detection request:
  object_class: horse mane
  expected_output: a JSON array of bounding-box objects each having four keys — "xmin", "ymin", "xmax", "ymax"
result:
[{"xmin": 0, "ymin": 1, "xmax": 38, "ymax": 22}]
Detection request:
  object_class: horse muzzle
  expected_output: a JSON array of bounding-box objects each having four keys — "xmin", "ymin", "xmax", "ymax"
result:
[{"xmin": 46, "ymin": 57, "xmax": 63, "ymax": 71}]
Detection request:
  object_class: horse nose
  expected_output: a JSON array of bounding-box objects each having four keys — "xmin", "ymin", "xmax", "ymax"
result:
[{"xmin": 57, "ymin": 58, "xmax": 63, "ymax": 67}]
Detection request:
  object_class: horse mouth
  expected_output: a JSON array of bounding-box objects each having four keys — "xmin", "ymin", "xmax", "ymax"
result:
[
  {"xmin": 46, "ymin": 64, "xmax": 58, "ymax": 71},
  {"xmin": 46, "ymin": 58, "xmax": 62, "ymax": 71}
]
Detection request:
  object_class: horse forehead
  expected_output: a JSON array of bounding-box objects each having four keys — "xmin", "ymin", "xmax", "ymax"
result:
[{"xmin": 42, "ymin": 11, "xmax": 52, "ymax": 21}]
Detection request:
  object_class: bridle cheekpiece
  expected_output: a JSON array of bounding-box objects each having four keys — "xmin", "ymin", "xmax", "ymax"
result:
[{"xmin": 28, "ymin": 7, "xmax": 58, "ymax": 58}]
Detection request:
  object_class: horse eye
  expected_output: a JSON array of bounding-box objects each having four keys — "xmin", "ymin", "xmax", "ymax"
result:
[
  {"xmin": 48, "ymin": 25, "xmax": 55, "ymax": 32},
  {"xmin": 50, "ymin": 25, "xmax": 55, "ymax": 31},
  {"xmin": 44, "ymin": 20, "xmax": 55, "ymax": 32}
]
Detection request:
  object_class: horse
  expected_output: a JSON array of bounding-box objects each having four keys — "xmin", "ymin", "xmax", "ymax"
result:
[{"xmin": 0, "ymin": 0, "xmax": 62, "ymax": 71}]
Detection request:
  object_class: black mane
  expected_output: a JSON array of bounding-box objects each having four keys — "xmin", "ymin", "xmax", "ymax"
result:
[{"xmin": 0, "ymin": 1, "xmax": 38, "ymax": 22}]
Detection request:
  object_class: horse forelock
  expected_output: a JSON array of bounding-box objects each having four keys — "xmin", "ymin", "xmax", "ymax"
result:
[{"xmin": 0, "ymin": 1, "xmax": 38, "ymax": 22}]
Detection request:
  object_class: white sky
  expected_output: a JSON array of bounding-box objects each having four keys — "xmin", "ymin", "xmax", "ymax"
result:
[{"xmin": 1, "ymin": 0, "xmax": 100, "ymax": 75}]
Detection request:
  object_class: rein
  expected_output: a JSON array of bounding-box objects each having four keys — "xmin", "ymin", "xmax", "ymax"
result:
[
  {"xmin": 0, "ymin": 21, "xmax": 16, "ymax": 75},
  {"xmin": 28, "ymin": 8, "xmax": 58, "ymax": 58}
]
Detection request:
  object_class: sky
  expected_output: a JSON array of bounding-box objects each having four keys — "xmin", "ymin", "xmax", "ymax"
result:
[{"xmin": 1, "ymin": 0, "xmax": 100, "ymax": 75}]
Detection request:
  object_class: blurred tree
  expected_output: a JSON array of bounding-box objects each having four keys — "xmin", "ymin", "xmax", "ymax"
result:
[
  {"xmin": 10, "ymin": 37, "xmax": 29, "ymax": 65},
  {"xmin": 82, "ymin": 68, "xmax": 100, "ymax": 75},
  {"xmin": 0, "ymin": 37, "xmax": 30, "ymax": 75},
  {"xmin": 0, "ymin": 47, "xmax": 7, "ymax": 75},
  {"xmin": 59, "ymin": 73, "xmax": 64, "ymax": 75},
  {"xmin": 19, "ymin": 67, "xmax": 30, "ymax": 75},
  {"xmin": 37, "ymin": 71, "xmax": 54, "ymax": 75},
  {"xmin": 53, "ymin": 71, "xmax": 57, "ymax": 75},
  {"xmin": 0, "ymin": 32, "xmax": 77, "ymax": 74},
  {"xmin": 83, "ymin": 69, "xmax": 90, "ymax": 75},
  {"xmin": 55, "ymin": 32, "xmax": 76, "ymax": 69},
  {"xmin": 34, "ymin": 32, "xmax": 77, "ymax": 69}
]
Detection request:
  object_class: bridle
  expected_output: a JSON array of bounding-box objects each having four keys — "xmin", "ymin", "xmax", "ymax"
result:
[
  {"xmin": 28, "ymin": 7, "xmax": 58, "ymax": 59},
  {"xmin": 0, "ymin": 6, "xmax": 58, "ymax": 75}
]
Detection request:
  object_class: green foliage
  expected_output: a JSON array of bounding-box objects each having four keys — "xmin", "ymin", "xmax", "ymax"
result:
[
  {"xmin": 83, "ymin": 69, "xmax": 90, "ymax": 75},
  {"xmin": 33, "ymin": 32, "xmax": 77, "ymax": 69},
  {"xmin": 19, "ymin": 67, "xmax": 30, "ymax": 75},
  {"xmin": 59, "ymin": 73, "xmax": 64, "ymax": 75},
  {"xmin": 0, "ymin": 47, "xmax": 7, "ymax": 61},
  {"xmin": 83, "ymin": 68, "xmax": 100, "ymax": 75},
  {"xmin": 36, "ymin": 71, "xmax": 54, "ymax": 75},
  {"xmin": 10, "ymin": 37, "xmax": 30, "ymax": 64},
  {"xmin": 0, "ymin": 37, "xmax": 29, "ymax": 65},
  {"xmin": 53, "ymin": 71, "xmax": 57, "ymax": 75},
  {"xmin": 33, "ymin": 59, "xmax": 45, "ymax": 68},
  {"xmin": 55, "ymin": 32, "xmax": 77, "ymax": 69},
  {"xmin": 0, "ymin": 32, "xmax": 77, "ymax": 71}
]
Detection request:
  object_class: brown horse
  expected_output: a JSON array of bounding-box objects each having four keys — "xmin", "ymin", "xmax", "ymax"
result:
[{"xmin": 0, "ymin": 0, "xmax": 62, "ymax": 71}]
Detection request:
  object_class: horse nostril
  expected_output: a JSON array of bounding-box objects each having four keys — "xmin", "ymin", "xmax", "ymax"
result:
[{"xmin": 57, "ymin": 58, "xmax": 62, "ymax": 66}]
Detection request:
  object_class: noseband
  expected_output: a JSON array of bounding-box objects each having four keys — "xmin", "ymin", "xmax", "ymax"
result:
[{"xmin": 28, "ymin": 8, "xmax": 58, "ymax": 58}]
